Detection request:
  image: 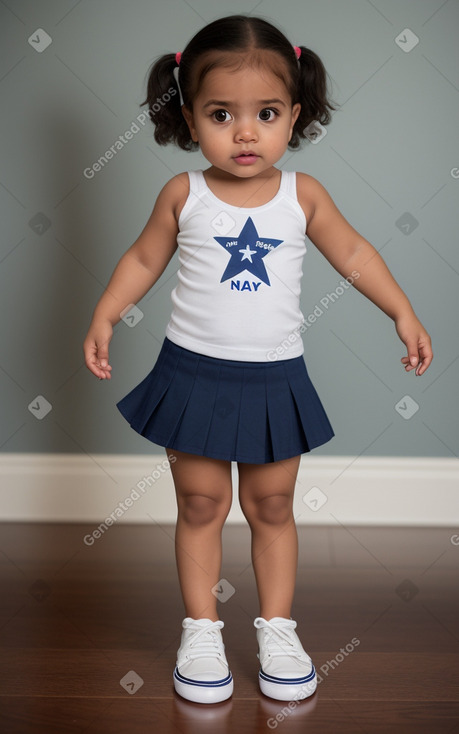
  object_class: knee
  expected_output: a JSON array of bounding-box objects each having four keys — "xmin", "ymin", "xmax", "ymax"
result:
[
  {"xmin": 178, "ymin": 493, "xmax": 230, "ymax": 526},
  {"xmin": 242, "ymin": 493, "xmax": 293, "ymax": 526}
]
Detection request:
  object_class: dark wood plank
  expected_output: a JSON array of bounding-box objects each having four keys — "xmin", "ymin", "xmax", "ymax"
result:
[
  {"xmin": 1, "ymin": 698, "xmax": 459, "ymax": 734},
  {"xmin": 1, "ymin": 523, "xmax": 458, "ymax": 733}
]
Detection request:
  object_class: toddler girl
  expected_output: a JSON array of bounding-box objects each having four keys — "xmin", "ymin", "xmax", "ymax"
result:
[{"xmin": 83, "ymin": 14, "xmax": 432, "ymax": 705}]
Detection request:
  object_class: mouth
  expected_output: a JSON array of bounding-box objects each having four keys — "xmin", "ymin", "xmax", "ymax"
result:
[{"xmin": 234, "ymin": 152, "xmax": 259, "ymax": 165}]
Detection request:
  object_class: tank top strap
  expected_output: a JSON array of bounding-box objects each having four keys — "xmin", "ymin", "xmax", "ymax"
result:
[
  {"xmin": 189, "ymin": 170, "xmax": 208, "ymax": 197},
  {"xmin": 279, "ymin": 170, "xmax": 298, "ymax": 201}
]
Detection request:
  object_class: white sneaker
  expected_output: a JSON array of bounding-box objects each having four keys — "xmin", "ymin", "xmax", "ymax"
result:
[
  {"xmin": 254, "ymin": 616, "xmax": 317, "ymax": 701},
  {"xmin": 173, "ymin": 618, "xmax": 233, "ymax": 704}
]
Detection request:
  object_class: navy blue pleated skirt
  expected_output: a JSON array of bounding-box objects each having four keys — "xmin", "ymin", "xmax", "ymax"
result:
[{"xmin": 116, "ymin": 337, "xmax": 334, "ymax": 464}]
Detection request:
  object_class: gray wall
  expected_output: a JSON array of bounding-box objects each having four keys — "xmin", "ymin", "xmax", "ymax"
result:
[{"xmin": 1, "ymin": 0, "xmax": 457, "ymax": 457}]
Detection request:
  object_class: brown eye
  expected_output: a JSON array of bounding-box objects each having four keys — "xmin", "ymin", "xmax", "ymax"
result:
[
  {"xmin": 258, "ymin": 108, "xmax": 277, "ymax": 121},
  {"xmin": 213, "ymin": 109, "xmax": 231, "ymax": 122}
]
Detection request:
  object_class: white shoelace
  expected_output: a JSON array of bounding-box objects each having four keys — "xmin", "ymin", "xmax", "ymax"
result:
[
  {"xmin": 182, "ymin": 620, "xmax": 225, "ymax": 661},
  {"xmin": 254, "ymin": 617, "xmax": 309, "ymax": 660}
]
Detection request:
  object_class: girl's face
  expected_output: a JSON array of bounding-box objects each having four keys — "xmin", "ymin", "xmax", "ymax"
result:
[{"xmin": 182, "ymin": 60, "xmax": 301, "ymax": 178}]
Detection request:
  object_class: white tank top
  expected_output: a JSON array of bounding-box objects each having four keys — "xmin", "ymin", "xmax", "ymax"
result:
[{"xmin": 165, "ymin": 169, "xmax": 307, "ymax": 361}]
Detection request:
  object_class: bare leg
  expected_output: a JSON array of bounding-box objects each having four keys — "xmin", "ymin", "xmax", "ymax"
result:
[
  {"xmin": 237, "ymin": 456, "xmax": 301, "ymax": 620},
  {"xmin": 167, "ymin": 448, "xmax": 233, "ymax": 622}
]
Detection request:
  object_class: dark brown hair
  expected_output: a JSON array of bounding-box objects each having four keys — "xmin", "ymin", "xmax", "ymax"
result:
[{"xmin": 141, "ymin": 14, "xmax": 337, "ymax": 151}]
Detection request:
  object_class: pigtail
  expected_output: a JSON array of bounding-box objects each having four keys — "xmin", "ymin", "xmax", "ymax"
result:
[
  {"xmin": 140, "ymin": 53, "xmax": 196, "ymax": 151},
  {"xmin": 290, "ymin": 46, "xmax": 338, "ymax": 149}
]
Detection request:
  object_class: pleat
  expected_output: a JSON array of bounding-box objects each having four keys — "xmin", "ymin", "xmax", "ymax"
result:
[
  {"xmin": 204, "ymin": 362, "xmax": 244, "ymax": 460},
  {"xmin": 234, "ymin": 365, "xmax": 271, "ymax": 463},
  {"xmin": 285, "ymin": 358, "xmax": 334, "ymax": 451},
  {"xmin": 116, "ymin": 338, "xmax": 334, "ymax": 462},
  {"xmin": 116, "ymin": 338, "xmax": 178, "ymax": 432},
  {"xmin": 172, "ymin": 355, "xmax": 220, "ymax": 454},
  {"xmin": 140, "ymin": 348, "xmax": 199, "ymax": 446},
  {"xmin": 266, "ymin": 362, "xmax": 310, "ymax": 461}
]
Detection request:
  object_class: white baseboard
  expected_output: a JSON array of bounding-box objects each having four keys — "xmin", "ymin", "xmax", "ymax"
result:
[{"xmin": 0, "ymin": 454, "xmax": 458, "ymax": 526}]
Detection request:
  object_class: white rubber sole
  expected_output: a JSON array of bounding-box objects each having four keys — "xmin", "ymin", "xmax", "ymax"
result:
[
  {"xmin": 258, "ymin": 666, "xmax": 317, "ymax": 701},
  {"xmin": 173, "ymin": 666, "xmax": 233, "ymax": 704}
]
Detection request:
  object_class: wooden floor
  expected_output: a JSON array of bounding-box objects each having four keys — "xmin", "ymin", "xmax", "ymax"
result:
[{"xmin": 1, "ymin": 522, "xmax": 458, "ymax": 733}]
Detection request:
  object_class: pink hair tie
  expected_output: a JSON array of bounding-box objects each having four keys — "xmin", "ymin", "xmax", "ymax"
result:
[
  {"xmin": 293, "ymin": 45, "xmax": 301, "ymax": 60},
  {"xmin": 175, "ymin": 51, "xmax": 182, "ymax": 66}
]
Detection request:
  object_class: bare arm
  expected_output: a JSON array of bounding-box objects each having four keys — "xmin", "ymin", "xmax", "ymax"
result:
[
  {"xmin": 301, "ymin": 175, "xmax": 433, "ymax": 375},
  {"xmin": 83, "ymin": 175, "xmax": 183, "ymax": 379}
]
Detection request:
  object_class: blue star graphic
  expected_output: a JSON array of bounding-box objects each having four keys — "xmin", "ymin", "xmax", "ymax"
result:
[{"xmin": 214, "ymin": 217, "xmax": 283, "ymax": 286}]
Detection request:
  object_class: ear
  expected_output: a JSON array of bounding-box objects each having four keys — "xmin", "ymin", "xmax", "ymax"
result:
[
  {"xmin": 288, "ymin": 103, "xmax": 301, "ymax": 140},
  {"xmin": 181, "ymin": 105, "xmax": 199, "ymax": 142}
]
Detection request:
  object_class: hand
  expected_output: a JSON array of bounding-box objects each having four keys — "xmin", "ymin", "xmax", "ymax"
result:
[
  {"xmin": 395, "ymin": 313, "xmax": 433, "ymax": 376},
  {"xmin": 83, "ymin": 321, "xmax": 113, "ymax": 380}
]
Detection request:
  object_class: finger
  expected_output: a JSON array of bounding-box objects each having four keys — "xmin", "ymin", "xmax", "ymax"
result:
[
  {"xmin": 88, "ymin": 359, "xmax": 111, "ymax": 379},
  {"xmin": 415, "ymin": 352, "xmax": 433, "ymax": 376},
  {"xmin": 401, "ymin": 356, "xmax": 416, "ymax": 371},
  {"xmin": 96, "ymin": 341, "xmax": 111, "ymax": 369},
  {"xmin": 94, "ymin": 357, "xmax": 112, "ymax": 378},
  {"xmin": 413, "ymin": 338, "xmax": 433, "ymax": 376},
  {"xmin": 95, "ymin": 365, "xmax": 112, "ymax": 380},
  {"xmin": 401, "ymin": 338, "xmax": 421, "ymax": 371},
  {"xmin": 84, "ymin": 344, "xmax": 112, "ymax": 379}
]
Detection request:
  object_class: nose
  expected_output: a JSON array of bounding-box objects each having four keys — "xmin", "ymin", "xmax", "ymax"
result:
[{"xmin": 234, "ymin": 117, "xmax": 258, "ymax": 143}]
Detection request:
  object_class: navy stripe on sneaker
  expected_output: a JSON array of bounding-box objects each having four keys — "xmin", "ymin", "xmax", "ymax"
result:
[
  {"xmin": 173, "ymin": 667, "xmax": 233, "ymax": 688},
  {"xmin": 259, "ymin": 664, "xmax": 316, "ymax": 685}
]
